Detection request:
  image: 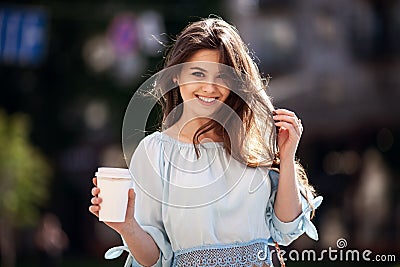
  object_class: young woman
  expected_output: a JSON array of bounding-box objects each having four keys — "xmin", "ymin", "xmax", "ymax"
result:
[{"xmin": 89, "ymin": 17, "xmax": 322, "ymax": 267}]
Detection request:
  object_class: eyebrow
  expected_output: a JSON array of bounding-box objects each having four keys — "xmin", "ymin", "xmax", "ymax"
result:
[{"xmin": 189, "ymin": 67, "xmax": 208, "ymax": 72}]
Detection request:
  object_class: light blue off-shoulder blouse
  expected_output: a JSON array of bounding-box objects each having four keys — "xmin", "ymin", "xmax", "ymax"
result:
[{"xmin": 105, "ymin": 131, "xmax": 323, "ymax": 267}]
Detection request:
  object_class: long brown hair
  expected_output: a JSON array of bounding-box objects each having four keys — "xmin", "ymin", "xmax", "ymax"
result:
[{"xmin": 155, "ymin": 17, "xmax": 316, "ymax": 212}]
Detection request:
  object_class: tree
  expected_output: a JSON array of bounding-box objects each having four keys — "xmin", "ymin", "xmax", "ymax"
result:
[{"xmin": 0, "ymin": 110, "xmax": 51, "ymax": 267}]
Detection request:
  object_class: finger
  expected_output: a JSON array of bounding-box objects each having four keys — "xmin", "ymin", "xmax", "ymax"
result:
[
  {"xmin": 273, "ymin": 109, "xmax": 296, "ymax": 117},
  {"xmin": 275, "ymin": 120, "xmax": 301, "ymax": 136},
  {"xmin": 274, "ymin": 115, "xmax": 303, "ymax": 135},
  {"xmin": 93, "ymin": 177, "xmax": 97, "ymax": 186},
  {"xmin": 91, "ymin": 187, "xmax": 100, "ymax": 196},
  {"xmin": 125, "ymin": 189, "xmax": 136, "ymax": 219},
  {"xmin": 91, "ymin": 196, "xmax": 102, "ymax": 205},
  {"xmin": 273, "ymin": 114, "xmax": 298, "ymax": 125},
  {"xmin": 298, "ymin": 119, "xmax": 303, "ymax": 132},
  {"xmin": 275, "ymin": 121, "xmax": 302, "ymax": 137},
  {"xmin": 89, "ymin": 205, "xmax": 100, "ymax": 217},
  {"xmin": 127, "ymin": 188, "xmax": 136, "ymax": 209},
  {"xmin": 273, "ymin": 109, "xmax": 301, "ymax": 129}
]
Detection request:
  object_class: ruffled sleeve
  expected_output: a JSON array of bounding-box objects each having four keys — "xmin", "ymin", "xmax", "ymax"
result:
[
  {"xmin": 104, "ymin": 134, "xmax": 173, "ymax": 267},
  {"xmin": 265, "ymin": 170, "xmax": 323, "ymax": 246}
]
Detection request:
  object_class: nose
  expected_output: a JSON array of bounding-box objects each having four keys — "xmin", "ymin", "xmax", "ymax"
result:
[{"xmin": 201, "ymin": 81, "xmax": 217, "ymax": 93}]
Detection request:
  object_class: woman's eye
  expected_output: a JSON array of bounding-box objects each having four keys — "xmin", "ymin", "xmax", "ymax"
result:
[{"xmin": 192, "ymin": 72, "xmax": 205, "ymax": 77}]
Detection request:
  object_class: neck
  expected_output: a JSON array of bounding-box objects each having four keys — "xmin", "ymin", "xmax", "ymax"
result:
[{"xmin": 173, "ymin": 115, "xmax": 221, "ymax": 143}]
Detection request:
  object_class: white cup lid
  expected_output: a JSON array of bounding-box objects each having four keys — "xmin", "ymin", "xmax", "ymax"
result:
[{"xmin": 96, "ymin": 167, "xmax": 132, "ymax": 179}]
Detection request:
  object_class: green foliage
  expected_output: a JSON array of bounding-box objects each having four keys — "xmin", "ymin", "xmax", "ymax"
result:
[{"xmin": 0, "ymin": 110, "xmax": 51, "ymax": 227}]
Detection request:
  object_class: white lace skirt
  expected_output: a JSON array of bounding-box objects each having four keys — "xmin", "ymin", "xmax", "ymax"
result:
[{"xmin": 172, "ymin": 239, "xmax": 272, "ymax": 267}]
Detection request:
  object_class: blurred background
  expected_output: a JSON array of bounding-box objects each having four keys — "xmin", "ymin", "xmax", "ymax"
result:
[{"xmin": 0, "ymin": 0, "xmax": 399, "ymax": 266}]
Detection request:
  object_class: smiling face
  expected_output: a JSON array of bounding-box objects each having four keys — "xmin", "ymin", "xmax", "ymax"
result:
[{"xmin": 176, "ymin": 49, "xmax": 231, "ymax": 118}]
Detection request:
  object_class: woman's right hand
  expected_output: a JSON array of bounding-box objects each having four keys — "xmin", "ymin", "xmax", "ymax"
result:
[
  {"xmin": 89, "ymin": 178, "xmax": 161, "ymax": 265},
  {"xmin": 89, "ymin": 177, "xmax": 138, "ymax": 235}
]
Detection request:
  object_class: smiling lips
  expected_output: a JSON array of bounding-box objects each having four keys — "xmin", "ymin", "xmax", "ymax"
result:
[{"xmin": 196, "ymin": 95, "xmax": 218, "ymax": 105}]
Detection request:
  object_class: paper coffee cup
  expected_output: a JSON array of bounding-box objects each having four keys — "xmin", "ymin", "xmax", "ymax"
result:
[{"xmin": 95, "ymin": 167, "xmax": 132, "ymax": 222}]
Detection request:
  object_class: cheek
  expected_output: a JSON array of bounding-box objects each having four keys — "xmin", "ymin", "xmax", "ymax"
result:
[
  {"xmin": 179, "ymin": 85, "xmax": 195, "ymax": 100},
  {"xmin": 221, "ymin": 88, "xmax": 231, "ymax": 100}
]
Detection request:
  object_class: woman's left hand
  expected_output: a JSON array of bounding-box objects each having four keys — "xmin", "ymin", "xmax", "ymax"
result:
[{"xmin": 273, "ymin": 109, "xmax": 303, "ymax": 161}]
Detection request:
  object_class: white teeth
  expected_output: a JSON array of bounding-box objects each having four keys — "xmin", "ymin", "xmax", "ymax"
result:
[{"xmin": 198, "ymin": 96, "xmax": 216, "ymax": 103}]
